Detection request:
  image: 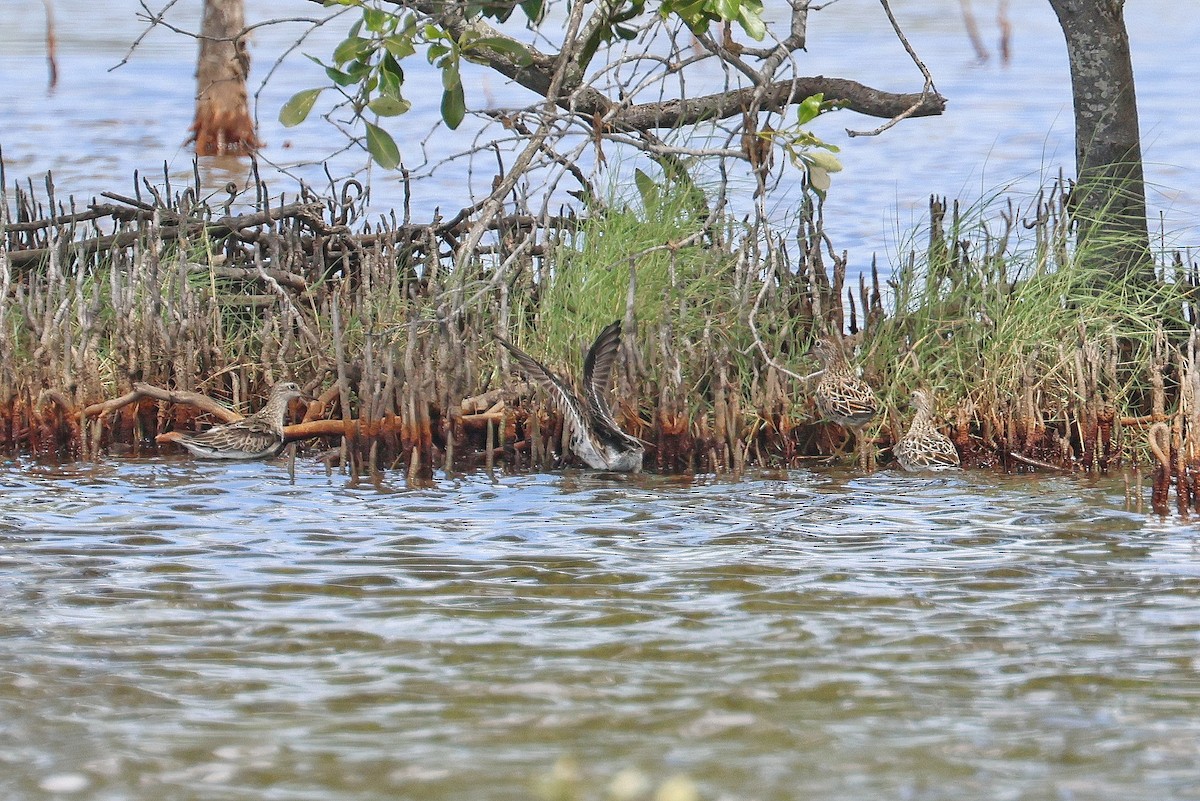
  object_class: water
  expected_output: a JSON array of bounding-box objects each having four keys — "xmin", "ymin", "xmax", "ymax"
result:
[
  {"xmin": 0, "ymin": 0, "xmax": 1197, "ymax": 257},
  {"xmin": 2, "ymin": 459, "xmax": 1199, "ymax": 800}
]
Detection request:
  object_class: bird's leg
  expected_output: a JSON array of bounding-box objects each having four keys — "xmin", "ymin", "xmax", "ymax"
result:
[
  {"xmin": 824, "ymin": 424, "xmax": 853, "ymax": 459},
  {"xmin": 854, "ymin": 425, "xmax": 873, "ymax": 472}
]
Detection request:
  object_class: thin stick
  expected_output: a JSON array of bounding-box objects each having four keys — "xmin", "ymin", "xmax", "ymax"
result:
[
  {"xmin": 1008, "ymin": 450, "xmax": 1069, "ymax": 471},
  {"xmin": 847, "ymin": 0, "xmax": 938, "ymax": 137}
]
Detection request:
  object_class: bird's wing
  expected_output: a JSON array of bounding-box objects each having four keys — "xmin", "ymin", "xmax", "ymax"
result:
[
  {"xmin": 924, "ymin": 435, "xmax": 961, "ymax": 468},
  {"xmin": 495, "ymin": 335, "xmax": 593, "ymax": 437},
  {"xmin": 818, "ymin": 373, "xmax": 878, "ymax": 425},
  {"xmin": 581, "ymin": 320, "xmax": 624, "ymax": 431},
  {"xmin": 177, "ymin": 415, "xmax": 282, "ymax": 458}
]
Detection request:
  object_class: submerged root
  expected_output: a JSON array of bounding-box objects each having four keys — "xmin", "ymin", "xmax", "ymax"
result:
[{"xmin": 1148, "ymin": 422, "xmax": 1171, "ymax": 515}]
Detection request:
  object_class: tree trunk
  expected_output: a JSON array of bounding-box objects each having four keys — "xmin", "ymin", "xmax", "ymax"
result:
[
  {"xmin": 1047, "ymin": 0, "xmax": 1150, "ymax": 276},
  {"xmin": 189, "ymin": 0, "xmax": 259, "ymax": 156}
]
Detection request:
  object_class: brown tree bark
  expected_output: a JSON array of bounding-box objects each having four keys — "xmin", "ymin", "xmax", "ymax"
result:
[
  {"xmin": 1048, "ymin": 0, "xmax": 1150, "ymax": 275},
  {"xmin": 189, "ymin": 0, "xmax": 259, "ymax": 156}
]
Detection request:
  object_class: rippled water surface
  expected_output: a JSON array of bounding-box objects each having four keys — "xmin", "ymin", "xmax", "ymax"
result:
[{"xmin": 2, "ymin": 459, "xmax": 1198, "ymax": 800}]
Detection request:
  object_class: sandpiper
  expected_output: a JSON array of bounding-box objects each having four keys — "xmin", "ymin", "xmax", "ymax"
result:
[
  {"xmin": 893, "ymin": 388, "xmax": 961, "ymax": 471},
  {"xmin": 167, "ymin": 380, "xmax": 306, "ymax": 460},
  {"xmin": 810, "ymin": 336, "xmax": 879, "ymax": 469},
  {"xmin": 496, "ymin": 321, "xmax": 644, "ymax": 472}
]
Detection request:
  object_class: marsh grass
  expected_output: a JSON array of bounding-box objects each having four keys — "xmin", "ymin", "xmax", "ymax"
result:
[{"xmin": 868, "ymin": 183, "xmax": 1196, "ymax": 478}]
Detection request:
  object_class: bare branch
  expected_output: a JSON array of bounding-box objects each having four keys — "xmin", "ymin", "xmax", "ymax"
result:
[
  {"xmin": 846, "ymin": 0, "xmax": 940, "ymax": 137},
  {"xmin": 605, "ymin": 76, "xmax": 944, "ymax": 131},
  {"xmin": 111, "ymin": 0, "xmax": 187, "ymax": 71},
  {"xmin": 83, "ymin": 383, "xmax": 244, "ymax": 423}
]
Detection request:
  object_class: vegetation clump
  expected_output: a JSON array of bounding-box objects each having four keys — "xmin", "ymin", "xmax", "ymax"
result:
[{"xmin": 1, "ymin": 162, "xmax": 1198, "ymax": 511}]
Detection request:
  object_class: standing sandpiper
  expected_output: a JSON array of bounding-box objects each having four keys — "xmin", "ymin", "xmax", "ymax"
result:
[
  {"xmin": 893, "ymin": 389, "xmax": 961, "ymax": 471},
  {"xmin": 810, "ymin": 336, "xmax": 878, "ymax": 470},
  {"xmin": 164, "ymin": 381, "xmax": 306, "ymax": 460}
]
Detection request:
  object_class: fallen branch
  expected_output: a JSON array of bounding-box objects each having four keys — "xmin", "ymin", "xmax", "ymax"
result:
[
  {"xmin": 461, "ymin": 389, "xmax": 506, "ymax": 415},
  {"xmin": 83, "ymin": 382, "xmax": 244, "ymax": 423},
  {"xmin": 6, "ymin": 201, "xmax": 325, "ymax": 270}
]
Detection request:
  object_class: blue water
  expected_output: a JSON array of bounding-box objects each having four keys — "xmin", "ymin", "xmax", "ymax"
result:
[
  {"xmin": 0, "ymin": 0, "xmax": 1196, "ymax": 259},
  {"xmin": 2, "ymin": 458, "xmax": 1198, "ymax": 800}
]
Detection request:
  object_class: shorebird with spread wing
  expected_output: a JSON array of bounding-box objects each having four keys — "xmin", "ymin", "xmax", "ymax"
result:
[{"xmin": 496, "ymin": 321, "xmax": 644, "ymax": 472}]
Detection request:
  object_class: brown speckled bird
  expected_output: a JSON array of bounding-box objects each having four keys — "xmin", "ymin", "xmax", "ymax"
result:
[
  {"xmin": 893, "ymin": 389, "xmax": 960, "ymax": 471},
  {"xmin": 496, "ymin": 321, "xmax": 644, "ymax": 472},
  {"xmin": 170, "ymin": 381, "xmax": 305, "ymax": 460},
  {"xmin": 810, "ymin": 336, "xmax": 878, "ymax": 469}
]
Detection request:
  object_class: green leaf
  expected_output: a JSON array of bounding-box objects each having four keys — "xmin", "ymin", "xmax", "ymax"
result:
[
  {"xmin": 476, "ymin": 2, "xmax": 514, "ymax": 22},
  {"xmin": 333, "ymin": 36, "xmax": 370, "ymax": 65},
  {"xmin": 364, "ymin": 121, "xmax": 401, "ymax": 169},
  {"xmin": 578, "ymin": 28, "xmax": 606, "ymax": 67},
  {"xmin": 613, "ymin": 1, "xmax": 646, "ymax": 24},
  {"xmin": 808, "ymin": 165, "xmax": 831, "ymax": 194},
  {"xmin": 442, "ymin": 60, "xmax": 461, "ymax": 91},
  {"xmin": 325, "ymin": 65, "xmax": 357, "ymax": 86},
  {"xmin": 368, "ymin": 96, "xmax": 411, "ymax": 117},
  {"xmin": 796, "ymin": 93, "xmax": 824, "ymax": 126},
  {"xmin": 808, "ymin": 150, "xmax": 843, "ymax": 173},
  {"xmin": 519, "ymin": 0, "xmax": 544, "ymax": 22},
  {"xmin": 737, "ymin": 0, "xmax": 767, "ymax": 41},
  {"xmin": 383, "ymin": 33, "xmax": 415, "ymax": 60},
  {"xmin": 279, "ymin": 88, "xmax": 323, "ymax": 127},
  {"xmin": 712, "ymin": 0, "xmax": 739, "ymax": 21},
  {"xmin": 468, "ymin": 36, "xmax": 533, "ymax": 66},
  {"xmin": 379, "ymin": 52, "xmax": 405, "ymax": 96},
  {"xmin": 441, "ymin": 83, "xmax": 466, "ymax": 129},
  {"xmin": 633, "ymin": 169, "xmax": 658, "ymax": 205},
  {"xmin": 345, "ymin": 59, "xmax": 372, "ymax": 82},
  {"xmin": 362, "ymin": 8, "xmax": 388, "ymax": 33},
  {"xmin": 663, "ymin": 0, "xmax": 706, "ymax": 26}
]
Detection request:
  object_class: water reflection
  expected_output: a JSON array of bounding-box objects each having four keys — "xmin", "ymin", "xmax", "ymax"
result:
[{"xmin": 1, "ymin": 458, "xmax": 1197, "ymax": 800}]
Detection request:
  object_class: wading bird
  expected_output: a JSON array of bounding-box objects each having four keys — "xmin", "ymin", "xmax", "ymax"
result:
[
  {"xmin": 893, "ymin": 389, "xmax": 961, "ymax": 471},
  {"xmin": 810, "ymin": 336, "xmax": 878, "ymax": 470},
  {"xmin": 496, "ymin": 321, "xmax": 644, "ymax": 472},
  {"xmin": 167, "ymin": 380, "xmax": 306, "ymax": 460}
]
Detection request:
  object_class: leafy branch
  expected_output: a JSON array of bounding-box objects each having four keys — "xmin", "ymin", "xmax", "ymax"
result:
[{"xmin": 285, "ymin": 0, "xmax": 944, "ymax": 196}]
